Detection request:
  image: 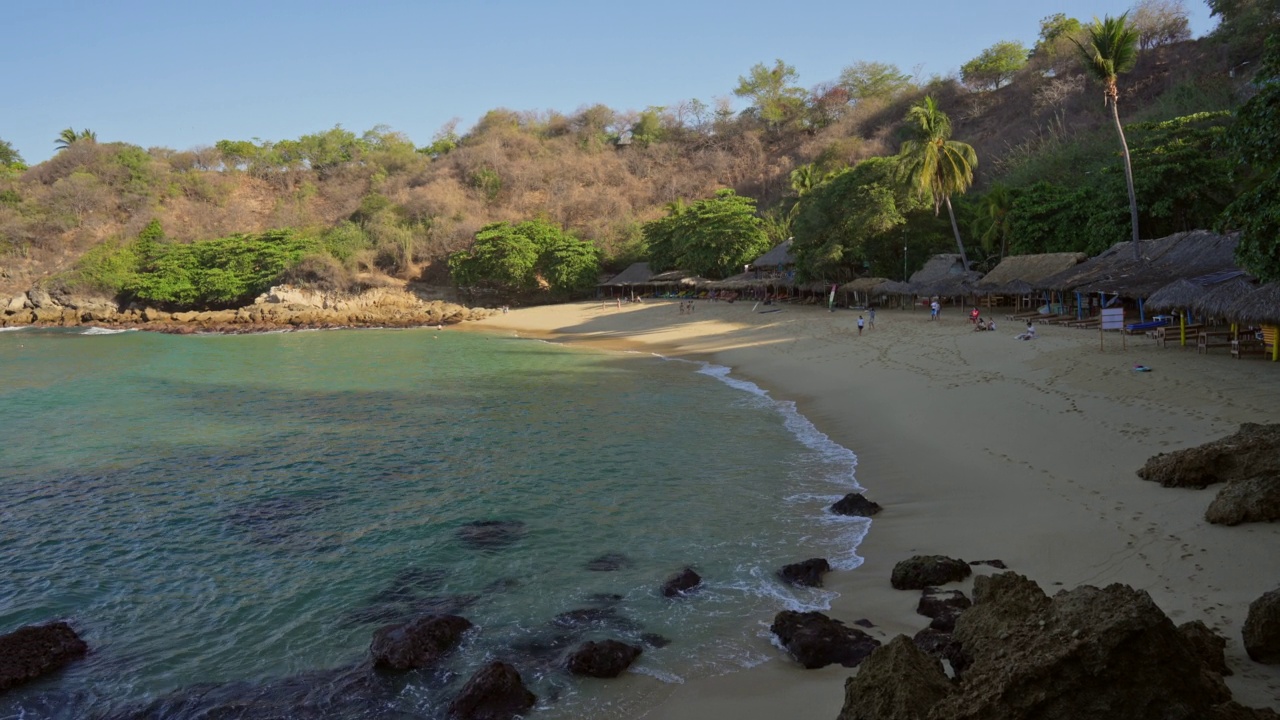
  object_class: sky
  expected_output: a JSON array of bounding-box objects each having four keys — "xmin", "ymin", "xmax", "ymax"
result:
[{"xmin": 2, "ymin": 0, "xmax": 1216, "ymax": 165}]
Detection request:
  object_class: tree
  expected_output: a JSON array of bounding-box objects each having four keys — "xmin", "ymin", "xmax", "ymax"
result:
[
  {"xmin": 641, "ymin": 190, "xmax": 770, "ymax": 278},
  {"xmin": 55, "ymin": 127, "xmax": 97, "ymax": 151},
  {"xmin": 448, "ymin": 219, "xmax": 599, "ymax": 294},
  {"xmin": 976, "ymin": 183, "xmax": 1014, "ymax": 260},
  {"xmin": 1129, "ymin": 0, "xmax": 1191, "ymax": 50},
  {"xmin": 1207, "ymin": 0, "xmax": 1280, "ymax": 62},
  {"xmin": 733, "ymin": 59, "xmax": 808, "ymax": 132},
  {"xmin": 838, "ymin": 61, "xmax": 914, "ymax": 102},
  {"xmin": 961, "ymin": 41, "xmax": 1030, "ymax": 91},
  {"xmin": 1031, "ymin": 13, "xmax": 1085, "ymax": 76},
  {"xmin": 1074, "ymin": 14, "xmax": 1142, "ymax": 260},
  {"xmin": 1220, "ymin": 36, "xmax": 1280, "ymax": 281},
  {"xmin": 896, "ymin": 96, "xmax": 978, "ymax": 269},
  {"xmin": 0, "ymin": 139, "xmax": 23, "ymax": 168}
]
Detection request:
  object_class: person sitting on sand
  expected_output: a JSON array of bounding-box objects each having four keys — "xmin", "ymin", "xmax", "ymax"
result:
[
  {"xmin": 986, "ymin": 319, "xmax": 996, "ymax": 332},
  {"xmin": 973, "ymin": 319, "xmax": 986, "ymax": 331},
  {"xmin": 1016, "ymin": 320, "xmax": 1036, "ymax": 340}
]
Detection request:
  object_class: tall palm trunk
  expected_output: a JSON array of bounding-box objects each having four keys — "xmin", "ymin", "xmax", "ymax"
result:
[
  {"xmin": 1109, "ymin": 94, "xmax": 1141, "ymax": 261},
  {"xmin": 944, "ymin": 195, "xmax": 970, "ymax": 269}
]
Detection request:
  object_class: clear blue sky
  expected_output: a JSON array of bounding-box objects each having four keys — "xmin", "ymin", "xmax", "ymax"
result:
[{"xmin": 3, "ymin": 0, "xmax": 1216, "ymax": 165}]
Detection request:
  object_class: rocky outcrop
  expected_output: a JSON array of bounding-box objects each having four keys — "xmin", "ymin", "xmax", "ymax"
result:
[
  {"xmin": 1243, "ymin": 588, "xmax": 1280, "ymax": 664},
  {"xmin": 830, "ymin": 493, "xmax": 882, "ymax": 517},
  {"xmin": 0, "ymin": 621, "xmax": 88, "ymax": 693},
  {"xmin": 912, "ymin": 627, "xmax": 968, "ymax": 675},
  {"xmin": 1179, "ymin": 620, "xmax": 1232, "ymax": 676},
  {"xmin": 837, "ymin": 635, "xmax": 953, "ymax": 720},
  {"xmin": 566, "ymin": 639, "xmax": 642, "ymax": 678},
  {"xmin": 770, "ymin": 611, "xmax": 881, "ymax": 669},
  {"xmin": 447, "ymin": 661, "xmax": 536, "ymax": 720},
  {"xmin": 0, "ymin": 284, "xmax": 494, "ymax": 332},
  {"xmin": 1137, "ymin": 423, "xmax": 1280, "ymax": 489},
  {"xmin": 369, "ymin": 614, "xmax": 472, "ymax": 671},
  {"xmin": 1205, "ymin": 475, "xmax": 1280, "ymax": 525},
  {"xmin": 890, "ymin": 555, "xmax": 971, "ymax": 590},
  {"xmin": 661, "ymin": 567, "xmax": 702, "ymax": 597},
  {"xmin": 778, "ymin": 558, "xmax": 831, "ymax": 587},
  {"xmin": 917, "ymin": 587, "xmax": 972, "ymax": 632}
]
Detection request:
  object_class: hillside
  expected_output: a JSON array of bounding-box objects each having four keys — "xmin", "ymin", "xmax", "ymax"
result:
[{"xmin": 0, "ymin": 34, "xmax": 1258, "ymax": 301}]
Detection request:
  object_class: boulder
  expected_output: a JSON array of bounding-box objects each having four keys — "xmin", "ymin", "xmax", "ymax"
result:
[
  {"xmin": 566, "ymin": 639, "xmax": 642, "ymax": 678},
  {"xmin": 932, "ymin": 572, "xmax": 1232, "ymax": 719},
  {"xmin": 830, "ymin": 493, "xmax": 882, "ymax": 517},
  {"xmin": 369, "ymin": 614, "xmax": 472, "ymax": 671},
  {"xmin": 661, "ymin": 567, "xmax": 702, "ymax": 597},
  {"xmin": 770, "ymin": 610, "xmax": 882, "ymax": 669},
  {"xmin": 890, "ymin": 555, "xmax": 971, "ymax": 590},
  {"xmin": 31, "ymin": 307, "xmax": 65, "ymax": 324},
  {"xmin": 837, "ymin": 635, "xmax": 951, "ymax": 720},
  {"xmin": 911, "ymin": 626, "xmax": 968, "ymax": 675},
  {"xmin": 778, "ymin": 558, "xmax": 831, "ymax": 588},
  {"xmin": 26, "ymin": 288, "xmax": 54, "ymax": 309},
  {"xmin": 1137, "ymin": 423, "xmax": 1280, "ymax": 489},
  {"xmin": 917, "ymin": 587, "xmax": 972, "ymax": 632},
  {"xmin": 1178, "ymin": 620, "xmax": 1231, "ymax": 676},
  {"xmin": 4, "ymin": 295, "xmax": 27, "ymax": 313},
  {"xmin": 1243, "ymin": 588, "xmax": 1280, "ymax": 664},
  {"xmin": 447, "ymin": 661, "xmax": 536, "ymax": 720},
  {"xmin": 1205, "ymin": 475, "xmax": 1280, "ymax": 526},
  {"xmin": 0, "ymin": 621, "xmax": 88, "ymax": 692}
]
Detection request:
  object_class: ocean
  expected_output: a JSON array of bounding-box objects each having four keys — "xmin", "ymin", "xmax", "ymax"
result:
[{"xmin": 0, "ymin": 325, "xmax": 866, "ymax": 719}]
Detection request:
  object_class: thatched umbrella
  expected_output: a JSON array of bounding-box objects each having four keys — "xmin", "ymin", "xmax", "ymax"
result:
[
  {"xmin": 1224, "ymin": 282, "xmax": 1280, "ymax": 326},
  {"xmin": 1192, "ymin": 277, "xmax": 1257, "ymax": 319},
  {"xmin": 875, "ymin": 280, "xmax": 915, "ymax": 296},
  {"xmin": 1146, "ymin": 279, "xmax": 1207, "ymax": 312}
]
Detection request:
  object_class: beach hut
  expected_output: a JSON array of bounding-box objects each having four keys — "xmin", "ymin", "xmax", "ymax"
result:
[
  {"xmin": 599, "ymin": 262, "xmax": 654, "ymax": 299},
  {"xmin": 1223, "ymin": 282, "xmax": 1280, "ymax": 361},
  {"xmin": 907, "ymin": 254, "xmax": 982, "ymax": 309},
  {"xmin": 841, "ymin": 277, "xmax": 891, "ymax": 308},
  {"xmin": 751, "ymin": 239, "xmax": 795, "ymax": 272},
  {"xmin": 975, "ymin": 252, "xmax": 1087, "ymax": 311}
]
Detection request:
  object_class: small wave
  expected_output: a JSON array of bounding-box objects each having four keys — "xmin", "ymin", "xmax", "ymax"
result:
[
  {"xmin": 0, "ymin": 326, "xmax": 30, "ymax": 332},
  {"xmin": 81, "ymin": 327, "xmax": 135, "ymax": 335}
]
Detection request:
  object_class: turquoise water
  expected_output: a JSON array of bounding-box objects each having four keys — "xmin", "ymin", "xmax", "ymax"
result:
[{"xmin": 0, "ymin": 326, "xmax": 866, "ymax": 719}]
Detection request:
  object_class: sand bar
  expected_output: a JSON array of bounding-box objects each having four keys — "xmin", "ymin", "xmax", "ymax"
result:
[{"xmin": 462, "ymin": 300, "xmax": 1280, "ymax": 716}]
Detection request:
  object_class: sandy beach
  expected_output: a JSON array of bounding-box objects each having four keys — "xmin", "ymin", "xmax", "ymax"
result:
[{"xmin": 463, "ymin": 299, "xmax": 1280, "ymax": 716}]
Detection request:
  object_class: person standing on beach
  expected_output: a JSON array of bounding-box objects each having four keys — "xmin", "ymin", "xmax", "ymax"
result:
[
  {"xmin": 868, "ymin": 307, "xmax": 875, "ymax": 328},
  {"xmin": 930, "ymin": 300, "xmax": 940, "ymax": 320},
  {"xmin": 857, "ymin": 316, "xmax": 865, "ymax": 336}
]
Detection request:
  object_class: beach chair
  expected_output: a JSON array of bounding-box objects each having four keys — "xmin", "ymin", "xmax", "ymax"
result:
[{"xmin": 1197, "ymin": 329, "xmax": 1234, "ymax": 354}]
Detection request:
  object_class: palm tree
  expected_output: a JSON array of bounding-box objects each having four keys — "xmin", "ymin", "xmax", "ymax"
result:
[
  {"xmin": 54, "ymin": 127, "xmax": 97, "ymax": 152},
  {"xmin": 897, "ymin": 96, "xmax": 978, "ymax": 269},
  {"xmin": 1074, "ymin": 14, "xmax": 1141, "ymax": 260},
  {"xmin": 978, "ymin": 183, "xmax": 1014, "ymax": 261}
]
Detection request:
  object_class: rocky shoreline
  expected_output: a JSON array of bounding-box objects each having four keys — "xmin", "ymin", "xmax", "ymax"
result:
[{"xmin": 0, "ymin": 285, "xmax": 494, "ymax": 333}]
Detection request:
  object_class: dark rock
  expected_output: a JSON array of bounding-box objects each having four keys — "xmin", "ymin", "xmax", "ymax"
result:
[
  {"xmin": 778, "ymin": 558, "xmax": 831, "ymax": 588},
  {"xmin": 585, "ymin": 553, "xmax": 633, "ymax": 571},
  {"xmin": 911, "ymin": 627, "xmax": 968, "ymax": 675},
  {"xmin": 456, "ymin": 520, "xmax": 526, "ymax": 552},
  {"xmin": 640, "ymin": 632, "xmax": 671, "ymax": 648},
  {"xmin": 566, "ymin": 639, "xmax": 643, "ymax": 678},
  {"xmin": 447, "ymin": 661, "xmax": 536, "ymax": 720},
  {"xmin": 0, "ymin": 621, "xmax": 88, "ymax": 693},
  {"xmin": 929, "ymin": 572, "xmax": 1232, "ymax": 719},
  {"xmin": 969, "ymin": 559, "xmax": 1008, "ymax": 569},
  {"xmin": 1243, "ymin": 588, "xmax": 1280, "ymax": 664},
  {"xmin": 1179, "ymin": 620, "xmax": 1232, "ymax": 676},
  {"xmin": 551, "ymin": 607, "xmax": 641, "ymax": 632},
  {"xmin": 890, "ymin": 555, "xmax": 971, "ymax": 590},
  {"xmin": 830, "ymin": 492, "xmax": 883, "ymax": 517},
  {"xmin": 917, "ymin": 587, "xmax": 972, "ymax": 632},
  {"xmin": 370, "ymin": 614, "xmax": 473, "ymax": 671},
  {"xmin": 1205, "ymin": 475, "xmax": 1280, "ymax": 525},
  {"xmin": 661, "ymin": 567, "xmax": 702, "ymax": 597},
  {"xmin": 837, "ymin": 635, "xmax": 951, "ymax": 720},
  {"xmin": 770, "ymin": 611, "xmax": 882, "ymax": 669},
  {"xmin": 1210, "ymin": 701, "xmax": 1280, "ymax": 719},
  {"xmin": 1137, "ymin": 423, "xmax": 1280, "ymax": 489},
  {"xmin": 853, "ymin": 618, "xmax": 875, "ymax": 628}
]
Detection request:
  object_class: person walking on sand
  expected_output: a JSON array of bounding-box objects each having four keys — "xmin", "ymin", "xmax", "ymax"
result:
[
  {"xmin": 868, "ymin": 307, "xmax": 875, "ymax": 328},
  {"xmin": 857, "ymin": 315, "xmax": 865, "ymax": 336},
  {"xmin": 930, "ymin": 300, "xmax": 940, "ymax": 321}
]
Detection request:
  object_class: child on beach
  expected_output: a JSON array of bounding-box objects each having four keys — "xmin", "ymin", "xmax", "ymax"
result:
[
  {"xmin": 1016, "ymin": 320, "xmax": 1036, "ymax": 340},
  {"xmin": 857, "ymin": 316, "xmax": 865, "ymax": 335},
  {"xmin": 930, "ymin": 300, "xmax": 940, "ymax": 320}
]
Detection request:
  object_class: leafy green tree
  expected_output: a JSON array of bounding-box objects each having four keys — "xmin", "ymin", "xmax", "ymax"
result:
[
  {"xmin": 961, "ymin": 41, "xmax": 1030, "ymax": 91},
  {"xmin": 449, "ymin": 219, "xmax": 598, "ymax": 294},
  {"xmin": 896, "ymin": 96, "xmax": 979, "ymax": 268},
  {"xmin": 1031, "ymin": 14, "xmax": 1084, "ymax": 75},
  {"xmin": 1220, "ymin": 36, "xmax": 1280, "ymax": 281},
  {"xmin": 789, "ymin": 163, "xmax": 831, "ymax": 197},
  {"xmin": 641, "ymin": 190, "xmax": 770, "ymax": 278},
  {"xmin": 838, "ymin": 61, "xmax": 914, "ymax": 102},
  {"xmin": 55, "ymin": 128, "xmax": 97, "ymax": 152},
  {"xmin": 791, "ymin": 157, "xmax": 919, "ymax": 281},
  {"xmin": 1206, "ymin": 0, "xmax": 1278, "ymax": 61},
  {"xmin": 0, "ymin": 139, "xmax": 23, "ymax": 168},
  {"xmin": 733, "ymin": 59, "xmax": 808, "ymax": 132},
  {"xmin": 975, "ymin": 183, "xmax": 1014, "ymax": 260},
  {"xmin": 1074, "ymin": 14, "xmax": 1142, "ymax": 260},
  {"xmin": 630, "ymin": 108, "xmax": 665, "ymax": 146}
]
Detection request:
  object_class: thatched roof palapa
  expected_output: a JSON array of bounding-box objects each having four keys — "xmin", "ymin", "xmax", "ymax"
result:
[
  {"xmin": 1225, "ymin": 282, "xmax": 1280, "ymax": 326},
  {"xmin": 600, "ymin": 262, "xmax": 653, "ymax": 286},
  {"xmin": 841, "ymin": 277, "xmax": 891, "ymax": 294},
  {"xmin": 1190, "ymin": 277, "xmax": 1256, "ymax": 317},
  {"xmin": 874, "ymin": 280, "xmax": 916, "ymax": 296},
  {"xmin": 975, "ymin": 252, "xmax": 1087, "ymax": 292},
  {"xmin": 1145, "ymin": 279, "xmax": 1207, "ymax": 312},
  {"xmin": 752, "ymin": 239, "xmax": 795, "ymax": 269},
  {"xmin": 1041, "ymin": 230, "xmax": 1241, "ymax": 297}
]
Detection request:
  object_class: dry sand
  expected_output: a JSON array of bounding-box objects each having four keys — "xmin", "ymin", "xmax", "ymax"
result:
[{"xmin": 462, "ymin": 299, "xmax": 1280, "ymax": 716}]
